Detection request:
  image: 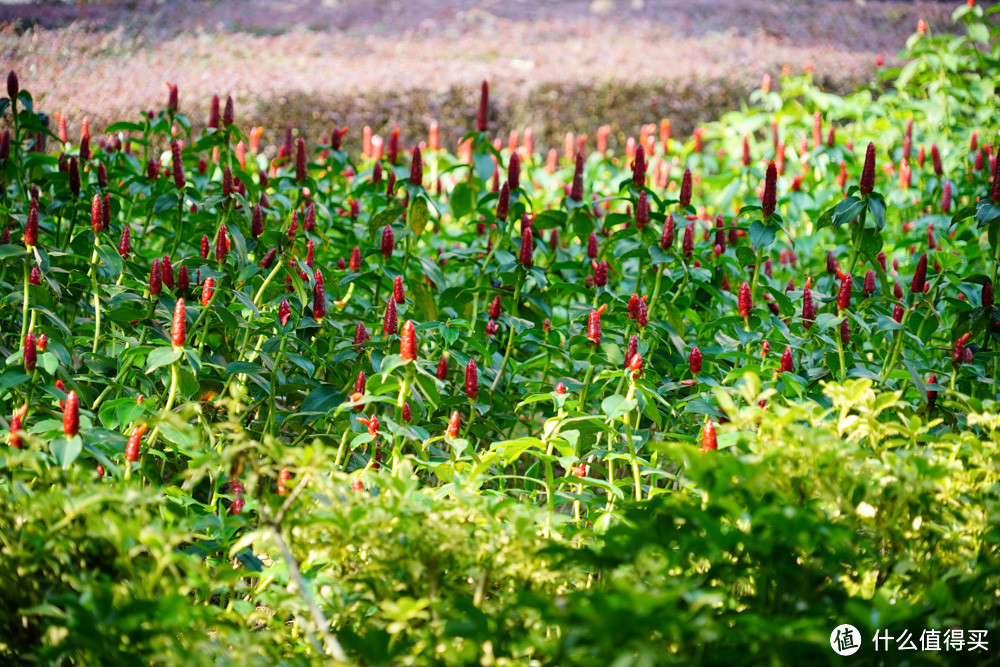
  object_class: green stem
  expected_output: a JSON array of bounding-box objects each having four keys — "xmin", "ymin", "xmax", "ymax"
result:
[
  {"xmin": 19, "ymin": 256, "xmax": 30, "ymax": 350},
  {"xmin": 845, "ymin": 208, "xmax": 867, "ymax": 276},
  {"xmin": 144, "ymin": 358, "xmax": 181, "ymax": 456},
  {"xmin": 836, "ymin": 311, "xmax": 847, "ymax": 382},
  {"xmin": 749, "ymin": 246, "xmax": 764, "ymax": 311},
  {"xmin": 624, "ymin": 382, "xmax": 641, "ymax": 501},
  {"xmin": 468, "ymin": 228, "xmax": 501, "ymax": 336},
  {"xmin": 577, "ymin": 349, "xmax": 597, "ymax": 412},
  {"xmin": 89, "ymin": 237, "xmax": 102, "ymax": 355},
  {"xmin": 489, "ymin": 269, "xmax": 525, "ymax": 392},
  {"xmin": 880, "ymin": 302, "xmax": 913, "ymax": 383}
]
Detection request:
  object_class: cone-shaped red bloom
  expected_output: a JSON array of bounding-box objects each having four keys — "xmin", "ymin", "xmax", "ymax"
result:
[
  {"xmin": 171, "ymin": 298, "xmax": 186, "ymax": 347},
  {"xmin": 570, "ymin": 151, "xmax": 584, "ymax": 201},
  {"xmin": 837, "ymin": 274, "xmax": 852, "ymax": 312},
  {"xmin": 446, "ymin": 410, "xmax": 461, "ymax": 438},
  {"xmin": 410, "ymin": 146, "xmax": 423, "ymax": 185},
  {"xmin": 679, "ymin": 168, "xmax": 692, "ymax": 208},
  {"xmin": 477, "ymin": 81, "xmax": 489, "ymax": 132},
  {"xmin": 63, "ymin": 390, "xmax": 79, "ymax": 437},
  {"xmin": 699, "ymin": 420, "xmax": 717, "ymax": 452},
  {"xmin": 859, "ymin": 142, "xmax": 876, "ymax": 196},
  {"xmin": 689, "ymin": 346, "xmax": 702, "ymax": 374},
  {"xmin": 394, "ymin": 275, "xmax": 405, "ymax": 303},
  {"xmin": 519, "ymin": 226, "xmax": 533, "ymax": 268},
  {"xmin": 910, "ymin": 253, "xmax": 927, "ymax": 293},
  {"xmin": 201, "ymin": 277, "xmax": 215, "ymax": 307},
  {"xmin": 25, "ymin": 198, "xmax": 38, "ymax": 246},
  {"xmin": 661, "ymin": 213, "xmax": 675, "ymax": 249},
  {"xmin": 496, "ymin": 181, "xmax": 510, "ymax": 222},
  {"xmin": 382, "ymin": 224, "xmax": 394, "ymax": 258},
  {"xmin": 863, "ymin": 270, "xmax": 876, "ymax": 296},
  {"xmin": 383, "ymin": 296, "xmax": 398, "ymax": 335},
  {"xmin": 400, "ymin": 319, "xmax": 417, "ymax": 361},
  {"xmin": 761, "ymin": 161, "xmax": 777, "ymax": 216},
  {"xmin": 780, "ymin": 346, "xmax": 794, "ymax": 372},
  {"xmin": 149, "ymin": 258, "xmax": 163, "ymax": 295},
  {"xmin": 738, "ymin": 282, "xmax": 752, "ymax": 318},
  {"xmin": 465, "ymin": 359, "xmax": 479, "ymax": 399},
  {"xmin": 632, "ymin": 144, "xmax": 646, "ymax": 189},
  {"xmin": 279, "ymin": 299, "xmax": 291, "ymax": 327},
  {"xmin": 23, "ymin": 332, "xmax": 36, "ymax": 372}
]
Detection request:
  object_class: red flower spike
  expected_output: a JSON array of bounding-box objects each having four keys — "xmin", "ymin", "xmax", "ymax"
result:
[
  {"xmin": 519, "ymin": 225, "xmax": 533, "ymax": 268},
  {"xmin": 991, "ymin": 146, "xmax": 1000, "ymax": 203},
  {"xmin": 679, "ymin": 168, "xmax": 692, "ymax": 208},
  {"xmin": 592, "ymin": 259, "xmax": 608, "ymax": 287},
  {"xmin": 446, "ymin": 410, "xmax": 461, "ymax": 438},
  {"xmin": 436, "ymin": 356, "xmax": 448, "ymax": 381},
  {"xmin": 682, "ymin": 224, "xmax": 694, "ymax": 259},
  {"xmin": 23, "ymin": 332, "xmax": 36, "ymax": 372},
  {"xmin": 840, "ymin": 317, "xmax": 850, "ymax": 345},
  {"xmin": 215, "ymin": 223, "xmax": 228, "ymax": 263},
  {"xmin": 629, "ymin": 352, "xmax": 643, "ymax": 378},
  {"xmin": 465, "ymin": 359, "xmax": 479, "ymax": 399},
  {"xmin": 624, "ymin": 334, "xmax": 638, "ymax": 366},
  {"xmin": 350, "ymin": 246, "xmax": 361, "ymax": 271},
  {"xmin": 508, "ymin": 152, "xmax": 520, "ymax": 192},
  {"xmin": 488, "ymin": 296, "xmax": 502, "ymax": 320},
  {"xmin": 9, "ymin": 403, "xmax": 27, "ymax": 449},
  {"xmin": 780, "ymin": 346, "xmax": 794, "ymax": 373},
  {"xmin": 201, "ymin": 277, "xmax": 215, "ymax": 307},
  {"xmin": 6, "ymin": 70, "xmax": 18, "ymax": 99},
  {"xmin": 161, "ymin": 254, "xmax": 174, "ymax": 289},
  {"xmin": 222, "ymin": 166, "xmax": 234, "ymax": 197},
  {"xmin": 926, "ymin": 374, "xmax": 938, "ymax": 409},
  {"xmin": 555, "ymin": 382, "xmax": 567, "ymax": 395},
  {"xmin": 496, "ymin": 181, "xmax": 510, "ymax": 222},
  {"xmin": 277, "ymin": 468, "xmax": 290, "ymax": 495},
  {"xmin": 931, "ymin": 144, "xmax": 943, "ymax": 176},
  {"xmin": 295, "ymin": 137, "xmax": 307, "ymax": 182},
  {"xmin": 637, "ymin": 298, "xmax": 648, "ymax": 328},
  {"xmin": 29, "ymin": 267, "xmax": 40, "ymax": 286},
  {"xmin": 383, "ymin": 296, "xmax": 398, "ymax": 335},
  {"xmin": 738, "ymin": 281, "xmax": 752, "ymax": 318},
  {"xmin": 90, "ymin": 194, "xmax": 102, "ymax": 233},
  {"xmin": 63, "ymin": 390, "xmax": 79, "ymax": 437},
  {"xmin": 251, "ymin": 205, "xmax": 264, "ymax": 239},
  {"xmin": 177, "ymin": 266, "xmax": 190, "ymax": 295},
  {"xmin": 863, "ymin": 270, "xmax": 876, "ymax": 296},
  {"xmin": 761, "ymin": 340, "xmax": 771, "ymax": 359},
  {"xmin": 171, "ymin": 139, "xmax": 185, "ymax": 189},
  {"xmin": 570, "ymin": 151, "xmax": 584, "ymax": 201},
  {"xmin": 587, "ymin": 231, "xmax": 599, "ymax": 258},
  {"xmin": 761, "ymin": 161, "xmax": 777, "ymax": 216},
  {"xmin": 401, "ymin": 402, "xmax": 412, "ymax": 422},
  {"xmin": 37, "ymin": 333, "xmax": 47, "ymax": 352},
  {"xmin": 259, "ymin": 248, "xmax": 277, "ymax": 270},
  {"xmin": 661, "ymin": 213, "xmax": 675, "ymax": 249},
  {"xmin": 826, "ymin": 250, "xmax": 838, "ymax": 274},
  {"xmin": 689, "ymin": 346, "xmax": 702, "ymax": 374},
  {"xmin": 313, "ymin": 270, "xmax": 326, "ymax": 319},
  {"xmin": 303, "ymin": 201, "xmax": 316, "ymax": 232},
  {"xmin": 381, "ymin": 224, "xmax": 394, "ymax": 259},
  {"xmin": 802, "ymin": 287, "xmax": 815, "ymax": 330},
  {"xmin": 393, "ymin": 275, "xmax": 405, "ymax": 304},
  {"xmin": 485, "ymin": 319, "xmax": 498, "ymax": 337},
  {"xmin": 400, "ymin": 319, "xmax": 417, "ymax": 361},
  {"xmin": 892, "ymin": 302, "xmax": 904, "ymax": 323},
  {"xmin": 476, "ymin": 80, "xmax": 489, "ymax": 132},
  {"xmin": 910, "ymin": 253, "xmax": 928, "ymax": 293},
  {"xmin": 171, "ymin": 298, "xmax": 186, "ymax": 347},
  {"xmin": 25, "ymin": 198, "xmax": 38, "ymax": 247},
  {"xmin": 410, "ymin": 145, "xmax": 423, "ymax": 185},
  {"xmin": 125, "ymin": 423, "xmax": 148, "ymax": 462},
  {"xmin": 586, "ymin": 305, "xmax": 605, "ymax": 344},
  {"xmin": 699, "ymin": 419, "xmax": 717, "ymax": 453},
  {"xmin": 627, "ymin": 293, "xmax": 640, "ymax": 320},
  {"xmin": 837, "ymin": 274, "xmax": 852, "ymax": 312},
  {"xmin": 635, "ymin": 191, "xmax": 649, "ymax": 230},
  {"xmin": 149, "ymin": 259, "xmax": 163, "ymax": 295},
  {"xmin": 952, "ymin": 333, "xmax": 971, "ymax": 367},
  {"xmin": 199, "ymin": 234, "xmax": 209, "ymax": 259},
  {"xmin": 859, "ymin": 142, "xmax": 876, "ymax": 196},
  {"xmin": 941, "ymin": 181, "xmax": 952, "ymax": 213},
  {"xmin": 632, "ymin": 144, "xmax": 646, "ymax": 188},
  {"xmin": 983, "ymin": 280, "xmax": 994, "ymax": 311}
]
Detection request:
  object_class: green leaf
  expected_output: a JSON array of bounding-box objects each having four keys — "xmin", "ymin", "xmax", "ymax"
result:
[
  {"xmin": 976, "ymin": 199, "xmax": 1000, "ymax": 229},
  {"xmin": 407, "ymin": 196, "xmax": 430, "ymax": 238},
  {"xmin": 832, "ymin": 196, "xmax": 865, "ymax": 227},
  {"xmin": 301, "ymin": 385, "xmax": 344, "ymax": 415},
  {"xmin": 450, "ymin": 182, "xmax": 475, "ymax": 219},
  {"xmin": 50, "ymin": 435, "xmax": 83, "ymax": 467},
  {"xmin": 145, "ymin": 347, "xmax": 182, "ymax": 373},
  {"xmin": 748, "ymin": 220, "xmax": 776, "ymax": 249},
  {"xmin": 867, "ymin": 193, "xmax": 886, "ymax": 230},
  {"xmin": 601, "ymin": 394, "xmax": 637, "ymax": 420}
]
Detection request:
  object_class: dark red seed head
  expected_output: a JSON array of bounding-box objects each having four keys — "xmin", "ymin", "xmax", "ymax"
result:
[
  {"xmin": 632, "ymin": 144, "xmax": 646, "ymax": 189},
  {"xmin": 23, "ymin": 332, "xmax": 36, "ymax": 372},
  {"xmin": 162, "ymin": 254, "xmax": 174, "ymax": 289},
  {"xmin": 761, "ymin": 161, "xmax": 777, "ymax": 216},
  {"xmin": 592, "ymin": 259, "xmax": 608, "ymax": 287},
  {"xmin": 682, "ymin": 224, "xmax": 694, "ymax": 258},
  {"xmin": 837, "ymin": 274, "xmax": 852, "ymax": 311},
  {"xmin": 410, "ymin": 146, "xmax": 423, "ymax": 185},
  {"xmin": 826, "ymin": 250, "xmax": 838, "ymax": 274},
  {"xmin": 508, "ymin": 152, "xmax": 520, "ymax": 192},
  {"xmin": 6, "ymin": 70, "xmax": 18, "ymax": 99},
  {"xmin": 68, "ymin": 157, "xmax": 80, "ymax": 197},
  {"xmin": 679, "ymin": 168, "xmax": 692, "ymax": 208},
  {"xmin": 893, "ymin": 302, "xmax": 904, "ymax": 323},
  {"xmin": 859, "ymin": 142, "xmax": 876, "ymax": 195},
  {"xmin": 383, "ymin": 296, "xmax": 398, "ymax": 335},
  {"xmin": 519, "ymin": 225, "xmax": 533, "ymax": 268},
  {"xmin": 840, "ymin": 317, "xmax": 850, "ymax": 345},
  {"xmin": 215, "ymin": 224, "xmax": 228, "ymax": 263},
  {"xmin": 497, "ymin": 181, "xmax": 510, "ymax": 222},
  {"xmin": 910, "ymin": 253, "xmax": 927, "ymax": 293},
  {"xmin": 312, "ymin": 270, "xmax": 326, "ymax": 319},
  {"xmin": 259, "ymin": 247, "xmax": 277, "ymax": 269},
  {"xmin": 952, "ymin": 333, "xmax": 970, "ymax": 367},
  {"xmin": 382, "ymin": 225, "xmax": 394, "ymax": 258},
  {"xmin": 465, "ymin": 359, "xmax": 479, "ymax": 399},
  {"xmin": 477, "ymin": 80, "xmax": 489, "ymax": 131},
  {"xmin": 983, "ymin": 280, "xmax": 994, "ymax": 311},
  {"xmin": 295, "ymin": 137, "xmax": 307, "ymax": 182},
  {"xmin": 223, "ymin": 95, "xmax": 234, "ymax": 127},
  {"xmin": 251, "ymin": 204, "xmax": 264, "ymax": 239},
  {"xmin": 222, "ymin": 166, "xmax": 234, "ymax": 197},
  {"xmin": 208, "ymin": 94, "xmax": 220, "ymax": 128},
  {"xmin": 353, "ymin": 320, "xmax": 369, "ymax": 350},
  {"xmin": 780, "ymin": 346, "xmax": 794, "ymax": 373},
  {"xmin": 863, "ymin": 269, "xmax": 876, "ymax": 296},
  {"xmin": 689, "ymin": 346, "xmax": 702, "ymax": 374},
  {"xmin": 587, "ymin": 231, "xmax": 599, "ymax": 258},
  {"xmin": 661, "ymin": 213, "xmax": 675, "ymax": 249},
  {"xmin": 570, "ymin": 151, "xmax": 584, "ymax": 201},
  {"xmin": 171, "ymin": 139, "xmax": 185, "ymax": 189},
  {"xmin": 636, "ymin": 191, "xmax": 649, "ymax": 229},
  {"xmin": 177, "ymin": 266, "xmax": 190, "ymax": 294},
  {"xmin": 149, "ymin": 259, "xmax": 162, "ymax": 295},
  {"xmin": 489, "ymin": 296, "xmax": 501, "ymax": 320},
  {"xmin": 738, "ymin": 281, "xmax": 752, "ymax": 318}
]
